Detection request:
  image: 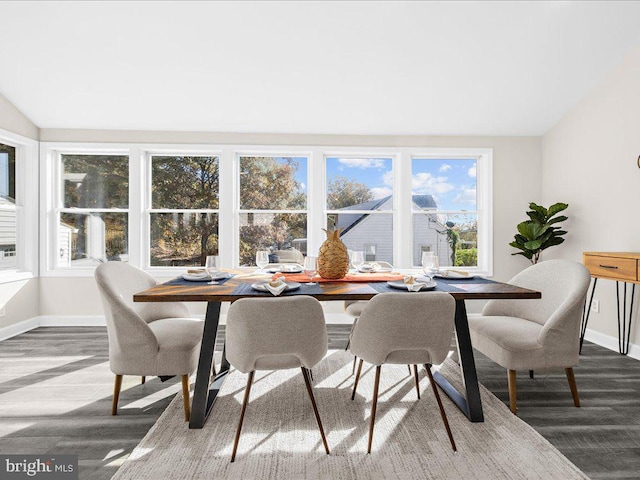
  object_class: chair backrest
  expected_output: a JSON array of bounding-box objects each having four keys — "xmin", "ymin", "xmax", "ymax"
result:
[
  {"xmin": 226, "ymin": 296, "xmax": 328, "ymax": 373},
  {"xmin": 482, "ymin": 260, "xmax": 591, "ymax": 351},
  {"xmin": 94, "ymin": 262, "xmax": 190, "ymax": 357},
  {"xmin": 349, "ymin": 292, "xmax": 456, "ymax": 366}
]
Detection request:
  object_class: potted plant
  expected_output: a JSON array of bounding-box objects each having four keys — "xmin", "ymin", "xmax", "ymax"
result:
[{"xmin": 510, "ymin": 202, "xmax": 568, "ymax": 264}]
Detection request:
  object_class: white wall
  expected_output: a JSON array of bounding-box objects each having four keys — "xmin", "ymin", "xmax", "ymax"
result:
[
  {"xmin": 542, "ymin": 46, "xmax": 640, "ymax": 346},
  {"xmin": 36, "ymin": 130, "xmax": 542, "ymax": 317}
]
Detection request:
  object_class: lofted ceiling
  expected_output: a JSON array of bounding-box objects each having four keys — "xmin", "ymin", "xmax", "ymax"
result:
[{"xmin": 1, "ymin": 1, "xmax": 640, "ymax": 136}]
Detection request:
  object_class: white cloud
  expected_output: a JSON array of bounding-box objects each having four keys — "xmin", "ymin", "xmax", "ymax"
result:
[
  {"xmin": 370, "ymin": 186, "xmax": 393, "ymax": 199},
  {"xmin": 299, "ymin": 182, "xmax": 306, "ymax": 190},
  {"xmin": 338, "ymin": 158, "xmax": 385, "ymax": 169},
  {"xmin": 453, "ymin": 187, "xmax": 476, "ymax": 205},
  {"xmin": 439, "ymin": 164, "xmax": 452, "ymax": 172},
  {"xmin": 468, "ymin": 164, "xmax": 477, "ymax": 178},
  {"xmin": 382, "ymin": 170, "xmax": 393, "ymax": 186},
  {"xmin": 411, "ymin": 172, "xmax": 454, "ymax": 195}
]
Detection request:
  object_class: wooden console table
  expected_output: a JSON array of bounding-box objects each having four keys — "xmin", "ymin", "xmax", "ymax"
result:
[{"xmin": 581, "ymin": 252, "xmax": 640, "ymax": 355}]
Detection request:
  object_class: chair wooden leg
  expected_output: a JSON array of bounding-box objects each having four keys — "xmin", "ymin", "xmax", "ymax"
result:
[
  {"xmin": 181, "ymin": 375, "xmax": 191, "ymax": 422},
  {"xmin": 301, "ymin": 368, "xmax": 330, "ymax": 455},
  {"xmin": 508, "ymin": 369, "xmax": 517, "ymax": 414},
  {"xmin": 352, "ymin": 359, "xmax": 364, "ymax": 400},
  {"xmin": 231, "ymin": 371, "xmax": 255, "ymax": 463},
  {"xmin": 413, "ymin": 365, "xmax": 421, "ymax": 399},
  {"xmin": 529, "ymin": 370, "xmax": 534, "ymax": 379},
  {"xmin": 367, "ymin": 365, "xmax": 381, "ymax": 454},
  {"xmin": 352, "ymin": 356, "xmax": 357, "ymax": 375},
  {"xmin": 141, "ymin": 376, "xmax": 145, "ymax": 385},
  {"xmin": 565, "ymin": 367, "xmax": 580, "ymax": 407},
  {"xmin": 426, "ymin": 366, "xmax": 456, "ymax": 452},
  {"xmin": 111, "ymin": 375, "xmax": 123, "ymax": 416},
  {"xmin": 407, "ymin": 365, "xmax": 412, "ymax": 376}
]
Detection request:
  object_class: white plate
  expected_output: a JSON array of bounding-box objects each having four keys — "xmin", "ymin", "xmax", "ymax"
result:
[
  {"xmin": 266, "ymin": 266, "xmax": 303, "ymax": 274},
  {"xmin": 387, "ymin": 280, "xmax": 437, "ymax": 291},
  {"xmin": 433, "ymin": 273, "xmax": 476, "ymax": 280},
  {"xmin": 182, "ymin": 272, "xmax": 230, "ymax": 282},
  {"xmin": 251, "ymin": 281, "xmax": 301, "ymax": 292}
]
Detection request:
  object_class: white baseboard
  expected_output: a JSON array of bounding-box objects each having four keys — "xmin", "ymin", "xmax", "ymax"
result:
[
  {"xmin": 0, "ymin": 315, "xmax": 106, "ymax": 341},
  {"xmin": 0, "ymin": 318, "xmax": 40, "ymax": 342},
  {"xmin": 583, "ymin": 328, "xmax": 640, "ymax": 360}
]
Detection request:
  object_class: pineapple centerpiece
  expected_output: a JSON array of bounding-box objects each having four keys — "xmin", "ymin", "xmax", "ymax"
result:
[{"xmin": 317, "ymin": 228, "xmax": 349, "ymax": 279}]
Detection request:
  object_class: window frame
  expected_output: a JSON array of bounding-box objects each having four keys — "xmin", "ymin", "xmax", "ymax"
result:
[
  {"xmin": 0, "ymin": 128, "xmax": 37, "ymax": 284},
  {"xmin": 41, "ymin": 144, "xmax": 132, "ymax": 276},
  {"xmin": 143, "ymin": 149, "xmax": 223, "ymax": 271},
  {"xmin": 406, "ymin": 149, "xmax": 493, "ymax": 275},
  {"xmin": 235, "ymin": 150, "xmax": 311, "ymax": 268},
  {"xmin": 324, "ymin": 152, "xmax": 397, "ymax": 265}
]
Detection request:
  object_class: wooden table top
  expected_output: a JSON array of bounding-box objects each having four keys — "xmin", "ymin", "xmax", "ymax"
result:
[{"xmin": 134, "ymin": 273, "xmax": 541, "ymax": 303}]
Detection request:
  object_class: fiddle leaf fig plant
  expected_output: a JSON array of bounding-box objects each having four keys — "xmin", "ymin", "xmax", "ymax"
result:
[{"xmin": 510, "ymin": 202, "xmax": 568, "ymax": 264}]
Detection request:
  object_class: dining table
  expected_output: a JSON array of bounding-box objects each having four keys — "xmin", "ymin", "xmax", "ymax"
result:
[{"xmin": 133, "ymin": 271, "xmax": 541, "ymax": 429}]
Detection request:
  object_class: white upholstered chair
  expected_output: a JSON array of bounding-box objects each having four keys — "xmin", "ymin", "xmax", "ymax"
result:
[
  {"xmin": 226, "ymin": 296, "xmax": 330, "ymax": 462},
  {"xmin": 468, "ymin": 259, "xmax": 591, "ymax": 414},
  {"xmin": 95, "ymin": 262, "xmax": 203, "ymax": 421},
  {"xmin": 349, "ymin": 292, "xmax": 457, "ymax": 454}
]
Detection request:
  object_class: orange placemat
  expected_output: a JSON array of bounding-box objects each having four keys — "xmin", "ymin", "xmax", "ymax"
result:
[{"xmin": 273, "ymin": 272, "xmax": 405, "ymax": 283}]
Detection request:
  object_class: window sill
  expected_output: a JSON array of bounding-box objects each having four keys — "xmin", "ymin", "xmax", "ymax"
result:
[{"xmin": 0, "ymin": 271, "xmax": 34, "ymax": 285}]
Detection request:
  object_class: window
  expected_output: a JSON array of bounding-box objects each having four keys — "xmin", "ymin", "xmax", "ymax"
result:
[
  {"xmin": 149, "ymin": 155, "xmax": 219, "ymax": 267},
  {"xmin": 411, "ymin": 158, "xmax": 479, "ymax": 268},
  {"xmin": 325, "ymin": 156, "xmax": 393, "ymax": 264},
  {"xmin": 238, "ymin": 156, "xmax": 307, "ymax": 266},
  {"xmin": 58, "ymin": 154, "xmax": 129, "ymax": 267},
  {"xmin": 43, "ymin": 144, "xmax": 491, "ymax": 275},
  {"xmin": 0, "ymin": 143, "xmax": 16, "ymax": 270}
]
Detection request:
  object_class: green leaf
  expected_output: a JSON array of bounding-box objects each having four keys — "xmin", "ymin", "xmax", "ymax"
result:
[
  {"xmin": 547, "ymin": 215, "xmax": 568, "ymax": 225},
  {"xmin": 528, "ymin": 202, "xmax": 547, "ymax": 216},
  {"xmin": 526, "ymin": 211, "xmax": 546, "ymax": 223},
  {"xmin": 547, "ymin": 203, "xmax": 568, "ymax": 217},
  {"xmin": 524, "ymin": 239, "xmax": 543, "ymax": 250}
]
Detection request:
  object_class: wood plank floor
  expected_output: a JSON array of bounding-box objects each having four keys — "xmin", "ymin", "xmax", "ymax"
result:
[{"xmin": 0, "ymin": 326, "xmax": 638, "ymax": 479}]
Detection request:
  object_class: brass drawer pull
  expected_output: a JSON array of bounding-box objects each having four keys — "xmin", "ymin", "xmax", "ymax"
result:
[{"xmin": 599, "ymin": 264, "xmax": 619, "ymax": 269}]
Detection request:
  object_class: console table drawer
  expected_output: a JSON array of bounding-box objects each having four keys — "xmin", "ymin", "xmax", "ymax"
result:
[{"xmin": 584, "ymin": 255, "xmax": 638, "ymax": 281}]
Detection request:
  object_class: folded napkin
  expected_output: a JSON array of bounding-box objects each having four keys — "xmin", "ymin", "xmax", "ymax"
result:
[
  {"xmin": 265, "ymin": 281, "xmax": 288, "ymax": 296},
  {"xmin": 407, "ymin": 283, "xmax": 426, "ymax": 292},
  {"xmin": 439, "ymin": 269, "xmax": 470, "ymax": 279},
  {"xmin": 274, "ymin": 272, "xmax": 404, "ymax": 283}
]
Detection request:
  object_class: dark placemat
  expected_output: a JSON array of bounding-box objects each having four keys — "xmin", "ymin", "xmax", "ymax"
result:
[
  {"xmin": 163, "ymin": 274, "xmax": 235, "ymax": 287},
  {"xmin": 368, "ymin": 278, "xmax": 495, "ymax": 294},
  {"xmin": 232, "ymin": 281, "xmax": 324, "ymax": 297}
]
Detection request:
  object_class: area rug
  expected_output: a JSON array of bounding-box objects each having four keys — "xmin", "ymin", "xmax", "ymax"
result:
[{"xmin": 113, "ymin": 351, "xmax": 588, "ymax": 480}]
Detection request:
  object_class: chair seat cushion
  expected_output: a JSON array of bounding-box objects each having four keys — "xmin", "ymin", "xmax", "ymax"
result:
[
  {"xmin": 468, "ymin": 314, "xmax": 546, "ymax": 370},
  {"xmin": 147, "ymin": 318, "xmax": 204, "ymax": 375},
  {"xmin": 345, "ymin": 301, "xmax": 366, "ymax": 318}
]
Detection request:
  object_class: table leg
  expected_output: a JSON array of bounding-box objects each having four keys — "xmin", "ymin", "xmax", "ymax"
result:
[
  {"xmin": 580, "ymin": 277, "xmax": 598, "ymax": 354},
  {"xmin": 189, "ymin": 301, "xmax": 230, "ymax": 429},
  {"xmin": 431, "ymin": 299, "xmax": 484, "ymax": 422},
  {"xmin": 616, "ymin": 282, "xmax": 635, "ymax": 355}
]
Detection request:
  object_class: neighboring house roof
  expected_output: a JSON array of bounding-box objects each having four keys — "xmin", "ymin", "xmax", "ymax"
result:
[{"xmin": 335, "ymin": 194, "xmax": 437, "ymax": 236}]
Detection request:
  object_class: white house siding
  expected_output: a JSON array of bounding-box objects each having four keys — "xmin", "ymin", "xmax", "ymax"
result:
[
  {"xmin": 341, "ymin": 212, "xmax": 394, "ymax": 264},
  {"xmin": 338, "ymin": 196, "xmax": 452, "ymax": 267},
  {"xmin": 412, "ymin": 213, "xmax": 453, "ymax": 267},
  {"xmin": 0, "ymin": 206, "xmax": 16, "ymax": 248}
]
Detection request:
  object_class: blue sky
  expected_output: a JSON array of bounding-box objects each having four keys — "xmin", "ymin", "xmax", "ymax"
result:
[
  {"xmin": 279, "ymin": 156, "xmax": 477, "ymax": 211},
  {"xmin": 412, "ymin": 158, "xmax": 477, "ymax": 211}
]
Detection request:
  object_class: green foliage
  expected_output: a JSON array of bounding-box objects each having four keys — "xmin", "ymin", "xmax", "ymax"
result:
[
  {"xmin": 509, "ymin": 202, "xmax": 568, "ymax": 264},
  {"xmin": 437, "ymin": 221, "xmax": 460, "ymax": 266},
  {"xmin": 455, "ymin": 248, "xmax": 477, "ymax": 267}
]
